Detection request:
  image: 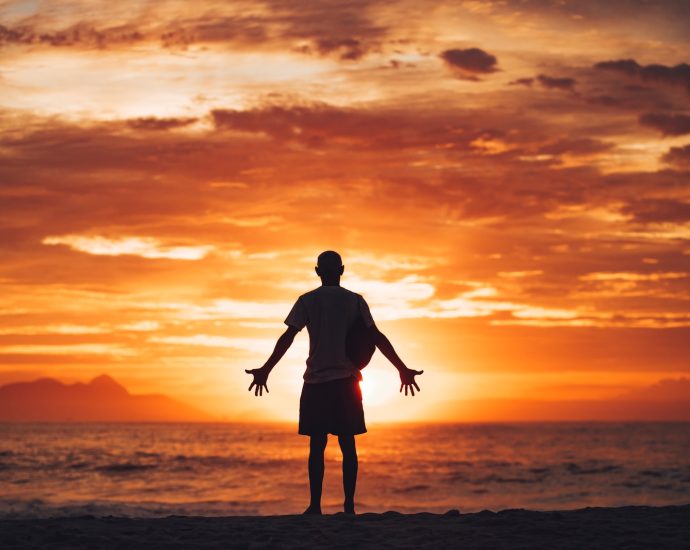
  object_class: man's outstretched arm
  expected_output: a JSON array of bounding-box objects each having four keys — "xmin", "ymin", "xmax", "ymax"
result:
[
  {"xmin": 371, "ymin": 325, "xmax": 423, "ymax": 396},
  {"xmin": 245, "ymin": 325, "xmax": 299, "ymax": 396}
]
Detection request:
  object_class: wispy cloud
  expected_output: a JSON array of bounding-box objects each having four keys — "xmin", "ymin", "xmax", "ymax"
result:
[{"xmin": 43, "ymin": 235, "xmax": 214, "ymax": 260}]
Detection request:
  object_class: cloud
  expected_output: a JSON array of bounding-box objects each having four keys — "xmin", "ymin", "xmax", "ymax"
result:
[
  {"xmin": 509, "ymin": 77, "xmax": 535, "ymax": 87},
  {"xmin": 440, "ymin": 48, "xmax": 498, "ymax": 80},
  {"xmin": 126, "ymin": 117, "xmax": 198, "ymax": 131},
  {"xmin": 662, "ymin": 144, "xmax": 690, "ymax": 167},
  {"xmin": 595, "ymin": 59, "xmax": 690, "ymax": 94},
  {"xmin": 210, "ymin": 103, "xmax": 472, "ymax": 150},
  {"xmin": 152, "ymin": 299, "xmax": 294, "ymax": 321},
  {"xmin": 299, "ymin": 38, "xmax": 366, "ymax": 61},
  {"xmin": 149, "ymin": 335, "xmax": 277, "ymax": 354},
  {"xmin": 536, "ymin": 74, "xmax": 576, "ymax": 91},
  {"xmin": 0, "ymin": 324, "xmax": 109, "ymax": 335},
  {"xmin": 509, "ymin": 74, "xmax": 577, "ymax": 93},
  {"xmin": 0, "ymin": 3, "xmax": 386, "ymax": 61},
  {"xmin": 638, "ymin": 112, "xmax": 690, "ymax": 136},
  {"xmin": 538, "ymin": 138, "xmax": 612, "ymax": 156},
  {"xmin": 0, "ymin": 343, "xmax": 135, "ymax": 356},
  {"xmin": 586, "ymin": 95, "xmax": 622, "ymax": 107},
  {"xmin": 621, "ymin": 199, "xmax": 690, "ymax": 223},
  {"xmin": 498, "ymin": 271, "xmax": 543, "ymax": 278},
  {"xmin": 0, "ymin": 21, "xmax": 144, "ymax": 48},
  {"xmin": 42, "ymin": 235, "xmax": 214, "ymax": 260},
  {"xmin": 580, "ymin": 272, "xmax": 688, "ymax": 282}
]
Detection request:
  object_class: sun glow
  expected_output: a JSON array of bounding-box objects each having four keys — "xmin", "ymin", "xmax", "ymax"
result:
[{"xmin": 360, "ymin": 369, "xmax": 398, "ymax": 407}]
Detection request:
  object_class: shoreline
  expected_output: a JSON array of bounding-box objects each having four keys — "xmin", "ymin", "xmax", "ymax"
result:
[{"xmin": 2, "ymin": 504, "xmax": 689, "ymax": 549}]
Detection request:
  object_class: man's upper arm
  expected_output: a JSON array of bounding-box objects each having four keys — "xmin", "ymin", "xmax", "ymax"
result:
[
  {"xmin": 283, "ymin": 325, "xmax": 300, "ymax": 339},
  {"xmin": 358, "ymin": 295, "xmax": 375, "ymax": 328},
  {"xmin": 284, "ymin": 296, "xmax": 307, "ymax": 331}
]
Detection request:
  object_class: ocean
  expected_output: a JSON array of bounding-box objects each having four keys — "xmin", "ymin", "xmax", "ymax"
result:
[{"xmin": 1, "ymin": 422, "xmax": 689, "ymax": 518}]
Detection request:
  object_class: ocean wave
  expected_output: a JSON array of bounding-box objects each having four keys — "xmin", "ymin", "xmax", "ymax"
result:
[
  {"xmin": 97, "ymin": 463, "xmax": 158, "ymax": 474},
  {"xmin": 2, "ymin": 422, "xmax": 690, "ymax": 516},
  {"xmin": 0, "ymin": 498, "xmax": 265, "ymax": 519},
  {"xmin": 0, "ymin": 452, "xmax": 297, "ymax": 475},
  {"xmin": 564, "ymin": 462, "xmax": 622, "ymax": 475},
  {"xmin": 392, "ymin": 485, "xmax": 430, "ymax": 494}
]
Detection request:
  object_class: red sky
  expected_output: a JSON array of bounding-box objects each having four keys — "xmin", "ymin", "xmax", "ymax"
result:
[{"xmin": 1, "ymin": 0, "xmax": 689, "ymax": 421}]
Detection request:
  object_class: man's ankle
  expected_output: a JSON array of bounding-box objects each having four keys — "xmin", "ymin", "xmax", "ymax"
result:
[{"xmin": 304, "ymin": 504, "xmax": 322, "ymax": 515}]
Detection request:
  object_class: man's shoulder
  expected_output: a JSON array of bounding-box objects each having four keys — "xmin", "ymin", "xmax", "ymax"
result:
[
  {"xmin": 299, "ymin": 286, "xmax": 362, "ymax": 300},
  {"xmin": 298, "ymin": 287, "xmax": 321, "ymax": 300}
]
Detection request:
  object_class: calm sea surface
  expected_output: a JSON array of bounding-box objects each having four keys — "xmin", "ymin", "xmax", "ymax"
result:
[{"xmin": 1, "ymin": 422, "xmax": 689, "ymax": 518}]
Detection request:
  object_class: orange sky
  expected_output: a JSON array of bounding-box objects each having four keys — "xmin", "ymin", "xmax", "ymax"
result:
[{"xmin": 0, "ymin": 0, "xmax": 689, "ymax": 421}]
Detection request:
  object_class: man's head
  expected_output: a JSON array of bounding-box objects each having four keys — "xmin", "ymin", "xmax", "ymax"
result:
[{"xmin": 315, "ymin": 250, "xmax": 344, "ymax": 281}]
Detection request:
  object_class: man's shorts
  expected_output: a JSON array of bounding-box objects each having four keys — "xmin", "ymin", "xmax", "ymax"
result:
[{"xmin": 298, "ymin": 376, "xmax": 367, "ymax": 436}]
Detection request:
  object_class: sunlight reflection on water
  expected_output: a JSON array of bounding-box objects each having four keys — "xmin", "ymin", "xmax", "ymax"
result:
[{"xmin": 1, "ymin": 422, "xmax": 689, "ymax": 517}]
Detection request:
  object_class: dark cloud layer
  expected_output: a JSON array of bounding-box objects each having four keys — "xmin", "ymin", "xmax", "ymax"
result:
[
  {"xmin": 595, "ymin": 59, "xmax": 690, "ymax": 94},
  {"xmin": 622, "ymin": 199, "xmax": 690, "ymax": 224},
  {"xmin": 0, "ymin": 22, "xmax": 144, "ymax": 48},
  {"xmin": 537, "ymin": 74, "xmax": 576, "ymax": 91},
  {"xmin": 440, "ymin": 48, "xmax": 498, "ymax": 80},
  {"xmin": 126, "ymin": 117, "xmax": 198, "ymax": 131},
  {"xmin": 309, "ymin": 38, "xmax": 365, "ymax": 60},
  {"xmin": 639, "ymin": 113, "xmax": 690, "ymax": 136},
  {"xmin": 510, "ymin": 77, "xmax": 535, "ymax": 87},
  {"xmin": 0, "ymin": 0, "xmax": 392, "ymax": 62},
  {"xmin": 510, "ymin": 74, "xmax": 576, "ymax": 92},
  {"xmin": 210, "ymin": 104, "xmax": 486, "ymax": 150},
  {"xmin": 663, "ymin": 144, "xmax": 690, "ymax": 167}
]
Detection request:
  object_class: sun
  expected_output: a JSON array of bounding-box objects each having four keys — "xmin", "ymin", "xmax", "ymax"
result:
[{"xmin": 359, "ymin": 368, "xmax": 398, "ymax": 406}]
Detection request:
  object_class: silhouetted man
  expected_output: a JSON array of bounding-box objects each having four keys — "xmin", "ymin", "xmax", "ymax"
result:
[{"xmin": 245, "ymin": 250, "xmax": 423, "ymax": 515}]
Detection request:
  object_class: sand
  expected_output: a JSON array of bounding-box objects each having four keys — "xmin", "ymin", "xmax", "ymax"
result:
[{"xmin": 1, "ymin": 504, "xmax": 688, "ymax": 549}]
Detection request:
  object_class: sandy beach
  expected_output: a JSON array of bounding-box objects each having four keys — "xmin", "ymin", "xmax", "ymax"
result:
[{"xmin": 1, "ymin": 504, "xmax": 688, "ymax": 549}]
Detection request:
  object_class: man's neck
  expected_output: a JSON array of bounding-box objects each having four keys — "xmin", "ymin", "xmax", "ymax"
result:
[{"xmin": 320, "ymin": 278, "xmax": 340, "ymax": 287}]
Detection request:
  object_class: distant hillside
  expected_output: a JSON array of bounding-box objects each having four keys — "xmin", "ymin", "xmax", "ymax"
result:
[
  {"xmin": 617, "ymin": 378, "xmax": 690, "ymax": 402},
  {"xmin": 449, "ymin": 378, "xmax": 690, "ymax": 422},
  {"xmin": 0, "ymin": 374, "xmax": 214, "ymax": 422}
]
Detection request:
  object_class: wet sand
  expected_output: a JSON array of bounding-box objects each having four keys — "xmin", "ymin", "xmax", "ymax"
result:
[{"xmin": 1, "ymin": 504, "xmax": 688, "ymax": 549}]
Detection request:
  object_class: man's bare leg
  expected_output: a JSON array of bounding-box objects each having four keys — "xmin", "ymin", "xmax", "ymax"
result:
[
  {"xmin": 304, "ymin": 433, "xmax": 327, "ymax": 514},
  {"xmin": 338, "ymin": 434, "xmax": 358, "ymax": 514}
]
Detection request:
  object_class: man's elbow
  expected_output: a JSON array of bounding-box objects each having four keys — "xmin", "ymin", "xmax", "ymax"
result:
[{"xmin": 370, "ymin": 326, "xmax": 386, "ymax": 346}]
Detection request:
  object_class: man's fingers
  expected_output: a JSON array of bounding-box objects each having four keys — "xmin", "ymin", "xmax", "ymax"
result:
[
  {"xmin": 405, "ymin": 385, "xmax": 408, "ymax": 396},
  {"xmin": 410, "ymin": 386, "xmax": 415, "ymax": 396},
  {"xmin": 259, "ymin": 386, "xmax": 263, "ymax": 397},
  {"xmin": 416, "ymin": 370, "xmax": 424, "ymax": 375},
  {"xmin": 265, "ymin": 384, "xmax": 269, "ymax": 393},
  {"xmin": 400, "ymin": 384, "xmax": 403, "ymax": 393},
  {"xmin": 255, "ymin": 385, "xmax": 259, "ymax": 396},
  {"xmin": 248, "ymin": 382, "xmax": 255, "ymax": 392},
  {"xmin": 413, "ymin": 381, "xmax": 420, "ymax": 392},
  {"xmin": 245, "ymin": 369, "xmax": 253, "ymax": 374}
]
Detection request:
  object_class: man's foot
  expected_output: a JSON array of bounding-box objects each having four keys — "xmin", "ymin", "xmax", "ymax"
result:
[{"xmin": 303, "ymin": 505, "xmax": 322, "ymax": 515}]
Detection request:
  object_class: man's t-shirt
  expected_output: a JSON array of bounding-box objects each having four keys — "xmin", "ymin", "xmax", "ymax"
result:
[{"xmin": 284, "ymin": 285, "xmax": 375, "ymax": 384}]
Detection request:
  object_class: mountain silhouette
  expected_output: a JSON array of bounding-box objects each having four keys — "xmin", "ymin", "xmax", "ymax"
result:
[
  {"xmin": 617, "ymin": 377, "xmax": 690, "ymax": 402},
  {"xmin": 0, "ymin": 374, "xmax": 213, "ymax": 422}
]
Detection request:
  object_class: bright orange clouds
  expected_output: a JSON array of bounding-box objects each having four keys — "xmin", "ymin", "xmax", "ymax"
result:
[{"xmin": 0, "ymin": 0, "xmax": 689, "ymax": 421}]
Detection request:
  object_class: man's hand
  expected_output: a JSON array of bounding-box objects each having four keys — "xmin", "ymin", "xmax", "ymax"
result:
[
  {"xmin": 399, "ymin": 367, "xmax": 423, "ymax": 396},
  {"xmin": 245, "ymin": 367, "xmax": 270, "ymax": 396}
]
